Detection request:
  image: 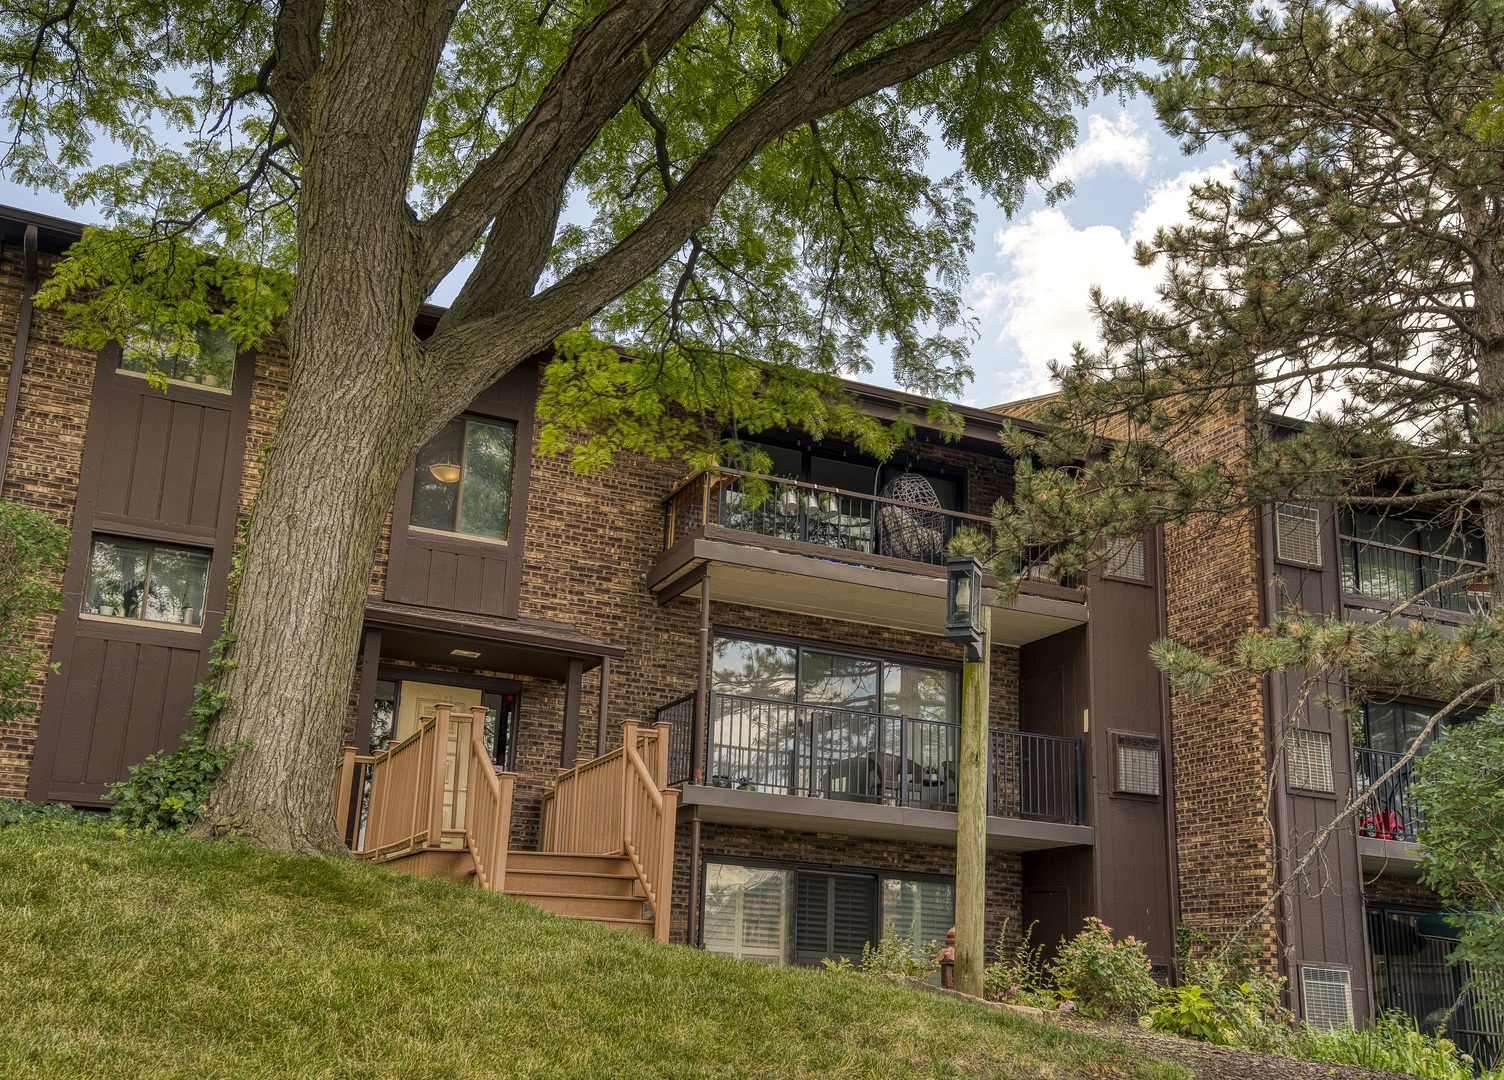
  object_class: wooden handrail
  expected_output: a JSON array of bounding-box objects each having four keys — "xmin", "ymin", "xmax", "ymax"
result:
[{"xmin": 542, "ymin": 719, "xmax": 678, "ymax": 941}]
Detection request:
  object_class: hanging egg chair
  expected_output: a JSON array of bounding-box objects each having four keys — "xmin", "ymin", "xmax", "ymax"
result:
[{"xmin": 877, "ymin": 471, "xmax": 946, "ymax": 561}]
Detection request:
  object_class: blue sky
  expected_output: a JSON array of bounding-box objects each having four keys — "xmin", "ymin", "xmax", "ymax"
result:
[{"xmin": 0, "ymin": 89, "xmax": 1230, "ymax": 412}]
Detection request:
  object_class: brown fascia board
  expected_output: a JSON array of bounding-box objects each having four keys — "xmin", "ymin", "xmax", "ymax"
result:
[{"xmin": 0, "ymin": 203, "xmax": 86, "ymax": 255}]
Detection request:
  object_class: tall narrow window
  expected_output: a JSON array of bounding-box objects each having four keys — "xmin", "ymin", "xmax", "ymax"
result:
[{"xmin": 410, "ymin": 416, "xmax": 517, "ymax": 541}]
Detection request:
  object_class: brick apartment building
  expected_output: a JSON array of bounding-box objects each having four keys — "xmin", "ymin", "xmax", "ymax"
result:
[{"xmin": 0, "ymin": 203, "xmax": 1492, "ymax": 1056}]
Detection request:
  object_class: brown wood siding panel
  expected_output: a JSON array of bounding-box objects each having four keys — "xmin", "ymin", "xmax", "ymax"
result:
[
  {"xmin": 158, "ymin": 402, "xmax": 205, "ymax": 526},
  {"xmin": 190, "ymin": 406, "xmax": 230, "ymax": 530},
  {"xmin": 481, "ymin": 555, "xmax": 510, "ymax": 613},
  {"xmin": 49, "ymin": 635, "xmax": 107, "ymax": 787},
  {"xmin": 427, "ymin": 548, "xmax": 458, "ymax": 609},
  {"xmin": 116, "ymin": 640, "xmax": 169, "ymax": 780},
  {"xmin": 83, "ymin": 638, "xmax": 140, "ymax": 787},
  {"xmin": 94, "ymin": 394, "xmax": 140, "ymax": 520},
  {"xmin": 126, "ymin": 393, "xmax": 173, "ymax": 520},
  {"xmin": 452, "ymin": 551, "xmax": 483, "ymax": 611}
]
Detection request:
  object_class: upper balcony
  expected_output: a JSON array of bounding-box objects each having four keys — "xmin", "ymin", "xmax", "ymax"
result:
[
  {"xmin": 1340, "ymin": 510, "xmax": 1489, "ymax": 627},
  {"xmin": 650, "ymin": 466, "xmax": 1087, "ymax": 645}
]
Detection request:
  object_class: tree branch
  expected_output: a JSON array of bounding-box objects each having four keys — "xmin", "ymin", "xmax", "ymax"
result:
[{"xmin": 267, "ymin": 0, "xmax": 325, "ymax": 147}]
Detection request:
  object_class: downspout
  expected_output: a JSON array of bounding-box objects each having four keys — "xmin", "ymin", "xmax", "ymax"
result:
[
  {"xmin": 0, "ymin": 224, "xmax": 39, "ymax": 487},
  {"xmin": 687, "ymin": 809, "xmax": 702, "ymax": 947},
  {"xmin": 1154, "ymin": 525, "xmax": 1183, "ymax": 981},
  {"xmin": 1257, "ymin": 505, "xmax": 1298, "ymax": 1004}
]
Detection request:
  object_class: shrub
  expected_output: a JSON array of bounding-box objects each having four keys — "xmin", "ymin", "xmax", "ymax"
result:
[
  {"xmin": 0, "ymin": 798, "xmax": 104, "ymax": 829},
  {"xmin": 1048, "ymin": 917, "xmax": 1158, "ymax": 1018},
  {"xmin": 1148, "ymin": 958, "xmax": 1291, "ymax": 1050},
  {"xmin": 984, "ymin": 919, "xmax": 1060, "ymax": 1009},
  {"xmin": 859, "ymin": 923, "xmax": 940, "ymax": 980},
  {"xmin": 0, "ymin": 500, "xmax": 67, "ymax": 725},
  {"xmin": 1289, "ymin": 1011, "xmax": 1492, "ymax": 1080}
]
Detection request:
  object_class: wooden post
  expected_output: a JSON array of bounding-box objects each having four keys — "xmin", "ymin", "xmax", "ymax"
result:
[
  {"xmin": 955, "ymin": 608, "xmax": 990, "ymax": 997},
  {"xmin": 429, "ymin": 704, "xmax": 452, "ymax": 845}
]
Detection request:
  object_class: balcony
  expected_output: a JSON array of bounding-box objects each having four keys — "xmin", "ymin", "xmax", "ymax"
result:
[
  {"xmin": 1340, "ymin": 522, "xmax": 1489, "ymax": 626},
  {"xmin": 651, "ymin": 467, "xmax": 1087, "ymax": 646},
  {"xmin": 1355, "ymin": 747, "xmax": 1423, "ymax": 874},
  {"xmin": 657, "ymin": 692, "xmax": 1091, "ymax": 852}
]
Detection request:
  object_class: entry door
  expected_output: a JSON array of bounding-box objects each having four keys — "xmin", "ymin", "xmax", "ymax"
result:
[{"xmin": 395, "ymin": 681, "xmax": 485, "ymax": 832}]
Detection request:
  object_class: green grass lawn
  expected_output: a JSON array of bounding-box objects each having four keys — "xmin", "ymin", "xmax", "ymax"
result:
[{"xmin": 0, "ymin": 823, "xmax": 1191, "ymax": 1080}]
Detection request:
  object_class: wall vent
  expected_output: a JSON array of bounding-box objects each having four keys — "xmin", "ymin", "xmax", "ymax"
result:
[
  {"xmin": 1276, "ymin": 503, "xmax": 1323, "ymax": 566},
  {"xmin": 1287, "ymin": 728, "xmax": 1335, "ymax": 793},
  {"xmin": 1105, "ymin": 538, "xmax": 1147, "ymax": 581},
  {"xmin": 1115, "ymin": 734, "xmax": 1162, "ymax": 796},
  {"xmin": 1301, "ymin": 966, "xmax": 1353, "ymax": 1031}
]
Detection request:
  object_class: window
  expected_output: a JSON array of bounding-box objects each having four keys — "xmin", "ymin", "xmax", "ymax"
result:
[
  {"xmin": 702, "ymin": 859, "xmax": 953, "ymax": 970},
  {"xmin": 1340, "ymin": 509, "xmax": 1486, "ymax": 615},
  {"xmin": 83, "ymin": 537, "xmax": 210, "ymax": 627},
  {"xmin": 118, "ymin": 322, "xmax": 236, "ymax": 390},
  {"xmin": 711, "ymin": 636, "xmax": 957, "ymax": 720},
  {"xmin": 1104, "ymin": 537, "xmax": 1147, "ymax": 581},
  {"xmin": 1276, "ymin": 503, "xmax": 1323, "ymax": 566},
  {"xmin": 410, "ymin": 416, "xmax": 517, "ymax": 541},
  {"xmin": 1114, "ymin": 733, "xmax": 1162, "ymax": 796},
  {"xmin": 1287, "ymin": 728, "xmax": 1335, "ymax": 793}
]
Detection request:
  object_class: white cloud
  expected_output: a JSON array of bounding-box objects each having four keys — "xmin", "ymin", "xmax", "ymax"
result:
[
  {"xmin": 972, "ymin": 163, "xmax": 1234, "ymax": 405},
  {"xmin": 1049, "ymin": 112, "xmax": 1152, "ymax": 184}
]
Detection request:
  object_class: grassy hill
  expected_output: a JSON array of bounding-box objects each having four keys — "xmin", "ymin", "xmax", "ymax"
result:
[{"xmin": 0, "ymin": 823, "xmax": 1190, "ymax": 1079}]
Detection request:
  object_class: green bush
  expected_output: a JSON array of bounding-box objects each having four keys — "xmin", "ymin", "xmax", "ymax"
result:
[
  {"xmin": 1148, "ymin": 958, "xmax": 1290, "ymax": 1050},
  {"xmin": 984, "ymin": 920, "xmax": 1061, "ymax": 1009},
  {"xmin": 859, "ymin": 923, "xmax": 940, "ymax": 980},
  {"xmin": 1289, "ymin": 1011, "xmax": 1494, "ymax": 1080},
  {"xmin": 1048, "ymin": 917, "xmax": 1158, "ymax": 1018},
  {"xmin": 0, "ymin": 500, "xmax": 67, "ymax": 725}
]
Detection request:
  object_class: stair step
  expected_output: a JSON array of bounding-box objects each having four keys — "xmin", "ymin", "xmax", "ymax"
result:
[
  {"xmin": 510, "ymin": 891, "xmax": 654, "ymax": 921},
  {"xmin": 505, "ymin": 851, "xmax": 636, "ymax": 876},
  {"xmin": 504, "ymin": 870, "xmax": 641, "ymax": 898}
]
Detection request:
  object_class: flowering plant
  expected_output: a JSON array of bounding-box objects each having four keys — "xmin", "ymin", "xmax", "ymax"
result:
[{"xmin": 1047, "ymin": 918, "xmax": 1159, "ymax": 1018}]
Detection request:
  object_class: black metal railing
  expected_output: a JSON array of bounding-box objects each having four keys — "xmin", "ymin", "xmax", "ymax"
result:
[
  {"xmin": 663, "ymin": 466, "xmax": 991, "ymax": 567},
  {"xmin": 990, "ymin": 728, "xmax": 1084, "ymax": 825},
  {"xmin": 660, "ymin": 691, "xmax": 697, "ymax": 786},
  {"xmin": 654, "ymin": 691, "xmax": 1084, "ymax": 824},
  {"xmin": 1355, "ymin": 747, "xmax": 1421, "ymax": 842},
  {"xmin": 1341, "ymin": 535, "xmax": 1489, "ymax": 619}
]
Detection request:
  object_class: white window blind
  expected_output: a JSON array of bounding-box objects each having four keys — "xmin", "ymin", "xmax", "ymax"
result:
[
  {"xmin": 1287, "ymin": 728, "xmax": 1335, "ymax": 793},
  {"xmin": 1276, "ymin": 503, "xmax": 1323, "ymax": 566},
  {"xmin": 1115, "ymin": 734, "xmax": 1162, "ymax": 796},
  {"xmin": 1105, "ymin": 538, "xmax": 1147, "ymax": 581}
]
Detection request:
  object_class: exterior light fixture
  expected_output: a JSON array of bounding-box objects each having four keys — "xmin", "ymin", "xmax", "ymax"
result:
[
  {"xmin": 429, "ymin": 461, "xmax": 462, "ymax": 484},
  {"xmin": 449, "ymin": 648, "xmax": 482, "ymax": 659},
  {"xmin": 945, "ymin": 556, "xmax": 985, "ymax": 661}
]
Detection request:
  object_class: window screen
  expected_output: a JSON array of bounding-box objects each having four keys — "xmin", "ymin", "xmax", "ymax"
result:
[
  {"xmin": 1287, "ymin": 728, "xmax": 1335, "ymax": 793},
  {"xmin": 1105, "ymin": 538, "xmax": 1147, "ymax": 581},
  {"xmin": 1301, "ymin": 966, "xmax": 1354, "ymax": 1030},
  {"xmin": 1115, "ymin": 734, "xmax": 1162, "ymax": 796},
  {"xmin": 1276, "ymin": 503, "xmax": 1323, "ymax": 565}
]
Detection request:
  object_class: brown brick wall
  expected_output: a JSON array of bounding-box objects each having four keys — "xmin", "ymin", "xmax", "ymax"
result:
[
  {"xmin": 1163, "ymin": 416, "xmax": 1278, "ymax": 957},
  {"xmin": 0, "ymin": 249, "xmax": 98, "ymax": 796}
]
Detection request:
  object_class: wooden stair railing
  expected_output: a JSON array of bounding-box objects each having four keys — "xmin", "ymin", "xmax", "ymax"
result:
[
  {"xmin": 539, "ymin": 720, "xmax": 679, "ymax": 941},
  {"xmin": 333, "ymin": 704, "xmax": 515, "ymax": 886}
]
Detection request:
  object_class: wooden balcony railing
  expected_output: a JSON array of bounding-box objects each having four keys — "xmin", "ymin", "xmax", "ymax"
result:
[
  {"xmin": 540, "ymin": 720, "xmax": 679, "ymax": 941},
  {"xmin": 334, "ymin": 703, "xmax": 515, "ymax": 889}
]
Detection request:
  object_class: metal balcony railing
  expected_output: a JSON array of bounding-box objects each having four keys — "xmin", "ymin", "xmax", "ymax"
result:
[
  {"xmin": 663, "ymin": 466, "xmax": 988, "ymax": 567},
  {"xmin": 1355, "ymin": 747, "xmax": 1421, "ymax": 843},
  {"xmin": 656, "ymin": 691, "xmax": 1083, "ymax": 825}
]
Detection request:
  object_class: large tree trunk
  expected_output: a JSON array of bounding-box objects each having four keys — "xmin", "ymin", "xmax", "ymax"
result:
[{"xmin": 193, "ymin": 4, "xmax": 449, "ymax": 851}]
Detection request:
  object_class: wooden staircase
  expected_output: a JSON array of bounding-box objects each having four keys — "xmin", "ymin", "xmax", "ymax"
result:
[
  {"xmin": 503, "ymin": 851, "xmax": 655, "ymax": 935},
  {"xmin": 334, "ymin": 710, "xmax": 677, "ymax": 941}
]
